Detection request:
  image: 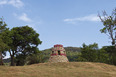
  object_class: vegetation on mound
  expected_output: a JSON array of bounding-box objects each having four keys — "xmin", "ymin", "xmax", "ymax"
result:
[{"xmin": 0, "ymin": 62, "xmax": 116, "ymax": 77}]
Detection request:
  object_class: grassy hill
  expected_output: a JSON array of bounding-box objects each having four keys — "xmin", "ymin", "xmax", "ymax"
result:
[{"xmin": 0, "ymin": 62, "xmax": 116, "ymax": 77}]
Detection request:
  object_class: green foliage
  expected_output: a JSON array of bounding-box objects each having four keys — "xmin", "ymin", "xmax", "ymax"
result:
[
  {"xmin": 15, "ymin": 54, "xmax": 27, "ymax": 66},
  {"xmin": 41, "ymin": 49, "xmax": 51, "ymax": 62},
  {"xmin": 77, "ymin": 43, "xmax": 98, "ymax": 62},
  {"xmin": 99, "ymin": 8, "xmax": 116, "ymax": 45},
  {"xmin": 76, "ymin": 43, "xmax": 110, "ymax": 64},
  {"xmin": 0, "ymin": 39, "xmax": 8, "ymax": 52},
  {"xmin": 0, "ymin": 18, "xmax": 9, "ymax": 52},
  {"xmin": 66, "ymin": 51, "xmax": 79, "ymax": 61},
  {"xmin": 75, "ymin": 52, "xmax": 87, "ymax": 61},
  {"xmin": 9, "ymin": 26, "xmax": 42, "ymax": 51},
  {"xmin": 15, "ymin": 47, "xmax": 43, "ymax": 66},
  {"xmin": 65, "ymin": 47, "xmax": 81, "ymax": 61},
  {"xmin": 26, "ymin": 51, "xmax": 43, "ymax": 65},
  {"xmin": 97, "ymin": 48, "xmax": 110, "ymax": 63},
  {"xmin": 0, "ymin": 18, "xmax": 43, "ymax": 66},
  {"xmin": 0, "ymin": 18, "xmax": 8, "ymax": 33},
  {"xmin": 64, "ymin": 47, "xmax": 81, "ymax": 52},
  {"xmin": 100, "ymin": 27, "xmax": 107, "ymax": 33},
  {"xmin": 102, "ymin": 46, "xmax": 116, "ymax": 65},
  {"xmin": 2, "ymin": 26, "xmax": 42, "ymax": 66},
  {"xmin": 0, "ymin": 18, "xmax": 9, "ymax": 65}
]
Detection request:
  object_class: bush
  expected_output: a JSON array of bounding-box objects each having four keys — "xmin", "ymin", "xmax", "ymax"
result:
[
  {"xmin": 76, "ymin": 43, "xmax": 110, "ymax": 64},
  {"xmin": 26, "ymin": 52, "xmax": 43, "ymax": 65}
]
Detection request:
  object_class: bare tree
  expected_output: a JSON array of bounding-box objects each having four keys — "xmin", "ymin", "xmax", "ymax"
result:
[{"xmin": 98, "ymin": 8, "xmax": 116, "ymax": 48}]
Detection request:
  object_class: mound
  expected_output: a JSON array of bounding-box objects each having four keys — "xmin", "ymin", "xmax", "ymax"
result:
[{"xmin": 0, "ymin": 62, "xmax": 116, "ymax": 77}]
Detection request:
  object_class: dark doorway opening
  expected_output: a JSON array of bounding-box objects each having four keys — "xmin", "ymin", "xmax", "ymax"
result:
[
  {"xmin": 52, "ymin": 51, "xmax": 54, "ymax": 54},
  {"xmin": 58, "ymin": 50, "xmax": 60, "ymax": 55}
]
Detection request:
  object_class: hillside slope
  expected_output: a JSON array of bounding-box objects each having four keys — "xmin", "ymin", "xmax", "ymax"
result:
[{"xmin": 0, "ymin": 62, "xmax": 116, "ymax": 77}]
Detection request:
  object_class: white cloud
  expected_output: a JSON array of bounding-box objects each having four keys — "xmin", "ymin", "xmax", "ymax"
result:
[
  {"xmin": 9, "ymin": 0, "xmax": 24, "ymax": 8},
  {"xmin": 19, "ymin": 13, "xmax": 32, "ymax": 22},
  {"xmin": 64, "ymin": 14, "xmax": 100, "ymax": 24},
  {"xmin": 13, "ymin": 13, "xmax": 42, "ymax": 31},
  {"xmin": 0, "ymin": 0, "xmax": 24, "ymax": 8},
  {"xmin": 14, "ymin": 13, "xmax": 32, "ymax": 22},
  {"xmin": 0, "ymin": 0, "xmax": 7, "ymax": 5}
]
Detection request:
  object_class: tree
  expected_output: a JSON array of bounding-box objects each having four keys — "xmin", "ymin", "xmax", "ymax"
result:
[
  {"xmin": 76, "ymin": 43, "xmax": 110, "ymax": 63},
  {"xmin": 0, "ymin": 39, "xmax": 8, "ymax": 65},
  {"xmin": 98, "ymin": 8, "xmax": 116, "ymax": 47},
  {"xmin": 97, "ymin": 48, "xmax": 110, "ymax": 63},
  {"xmin": 79, "ymin": 43, "xmax": 99, "ymax": 62},
  {"xmin": 102, "ymin": 46, "xmax": 116, "ymax": 65},
  {"xmin": 15, "ymin": 47, "xmax": 43, "ymax": 66},
  {"xmin": 0, "ymin": 18, "xmax": 9, "ymax": 65},
  {"xmin": 2, "ymin": 26, "xmax": 42, "ymax": 66},
  {"xmin": 26, "ymin": 49, "xmax": 43, "ymax": 65}
]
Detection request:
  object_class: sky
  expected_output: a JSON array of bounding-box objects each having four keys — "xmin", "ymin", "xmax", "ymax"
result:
[{"xmin": 0, "ymin": 0, "xmax": 116, "ymax": 53}]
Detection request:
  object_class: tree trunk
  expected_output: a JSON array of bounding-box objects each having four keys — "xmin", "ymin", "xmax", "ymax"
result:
[
  {"xmin": 0, "ymin": 52, "xmax": 3, "ymax": 65},
  {"xmin": 11, "ymin": 55, "xmax": 15, "ymax": 66}
]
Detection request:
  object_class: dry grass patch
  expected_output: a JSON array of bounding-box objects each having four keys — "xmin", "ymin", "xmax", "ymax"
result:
[{"xmin": 0, "ymin": 62, "xmax": 116, "ymax": 77}]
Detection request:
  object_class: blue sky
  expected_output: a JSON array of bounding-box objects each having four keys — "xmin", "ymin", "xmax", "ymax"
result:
[{"xmin": 0, "ymin": 0, "xmax": 116, "ymax": 52}]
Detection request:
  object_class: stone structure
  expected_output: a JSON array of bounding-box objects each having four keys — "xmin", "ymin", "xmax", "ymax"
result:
[{"xmin": 48, "ymin": 44, "xmax": 69, "ymax": 63}]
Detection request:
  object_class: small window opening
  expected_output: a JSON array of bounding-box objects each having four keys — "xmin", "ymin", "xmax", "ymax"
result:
[
  {"xmin": 58, "ymin": 50, "xmax": 60, "ymax": 55},
  {"xmin": 52, "ymin": 51, "xmax": 54, "ymax": 54},
  {"xmin": 63, "ymin": 51, "xmax": 65, "ymax": 54}
]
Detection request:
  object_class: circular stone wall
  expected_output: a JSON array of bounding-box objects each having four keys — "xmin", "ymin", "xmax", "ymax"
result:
[{"xmin": 48, "ymin": 44, "xmax": 69, "ymax": 63}]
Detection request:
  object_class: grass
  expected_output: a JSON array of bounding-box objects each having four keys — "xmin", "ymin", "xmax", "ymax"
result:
[{"xmin": 0, "ymin": 62, "xmax": 116, "ymax": 77}]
